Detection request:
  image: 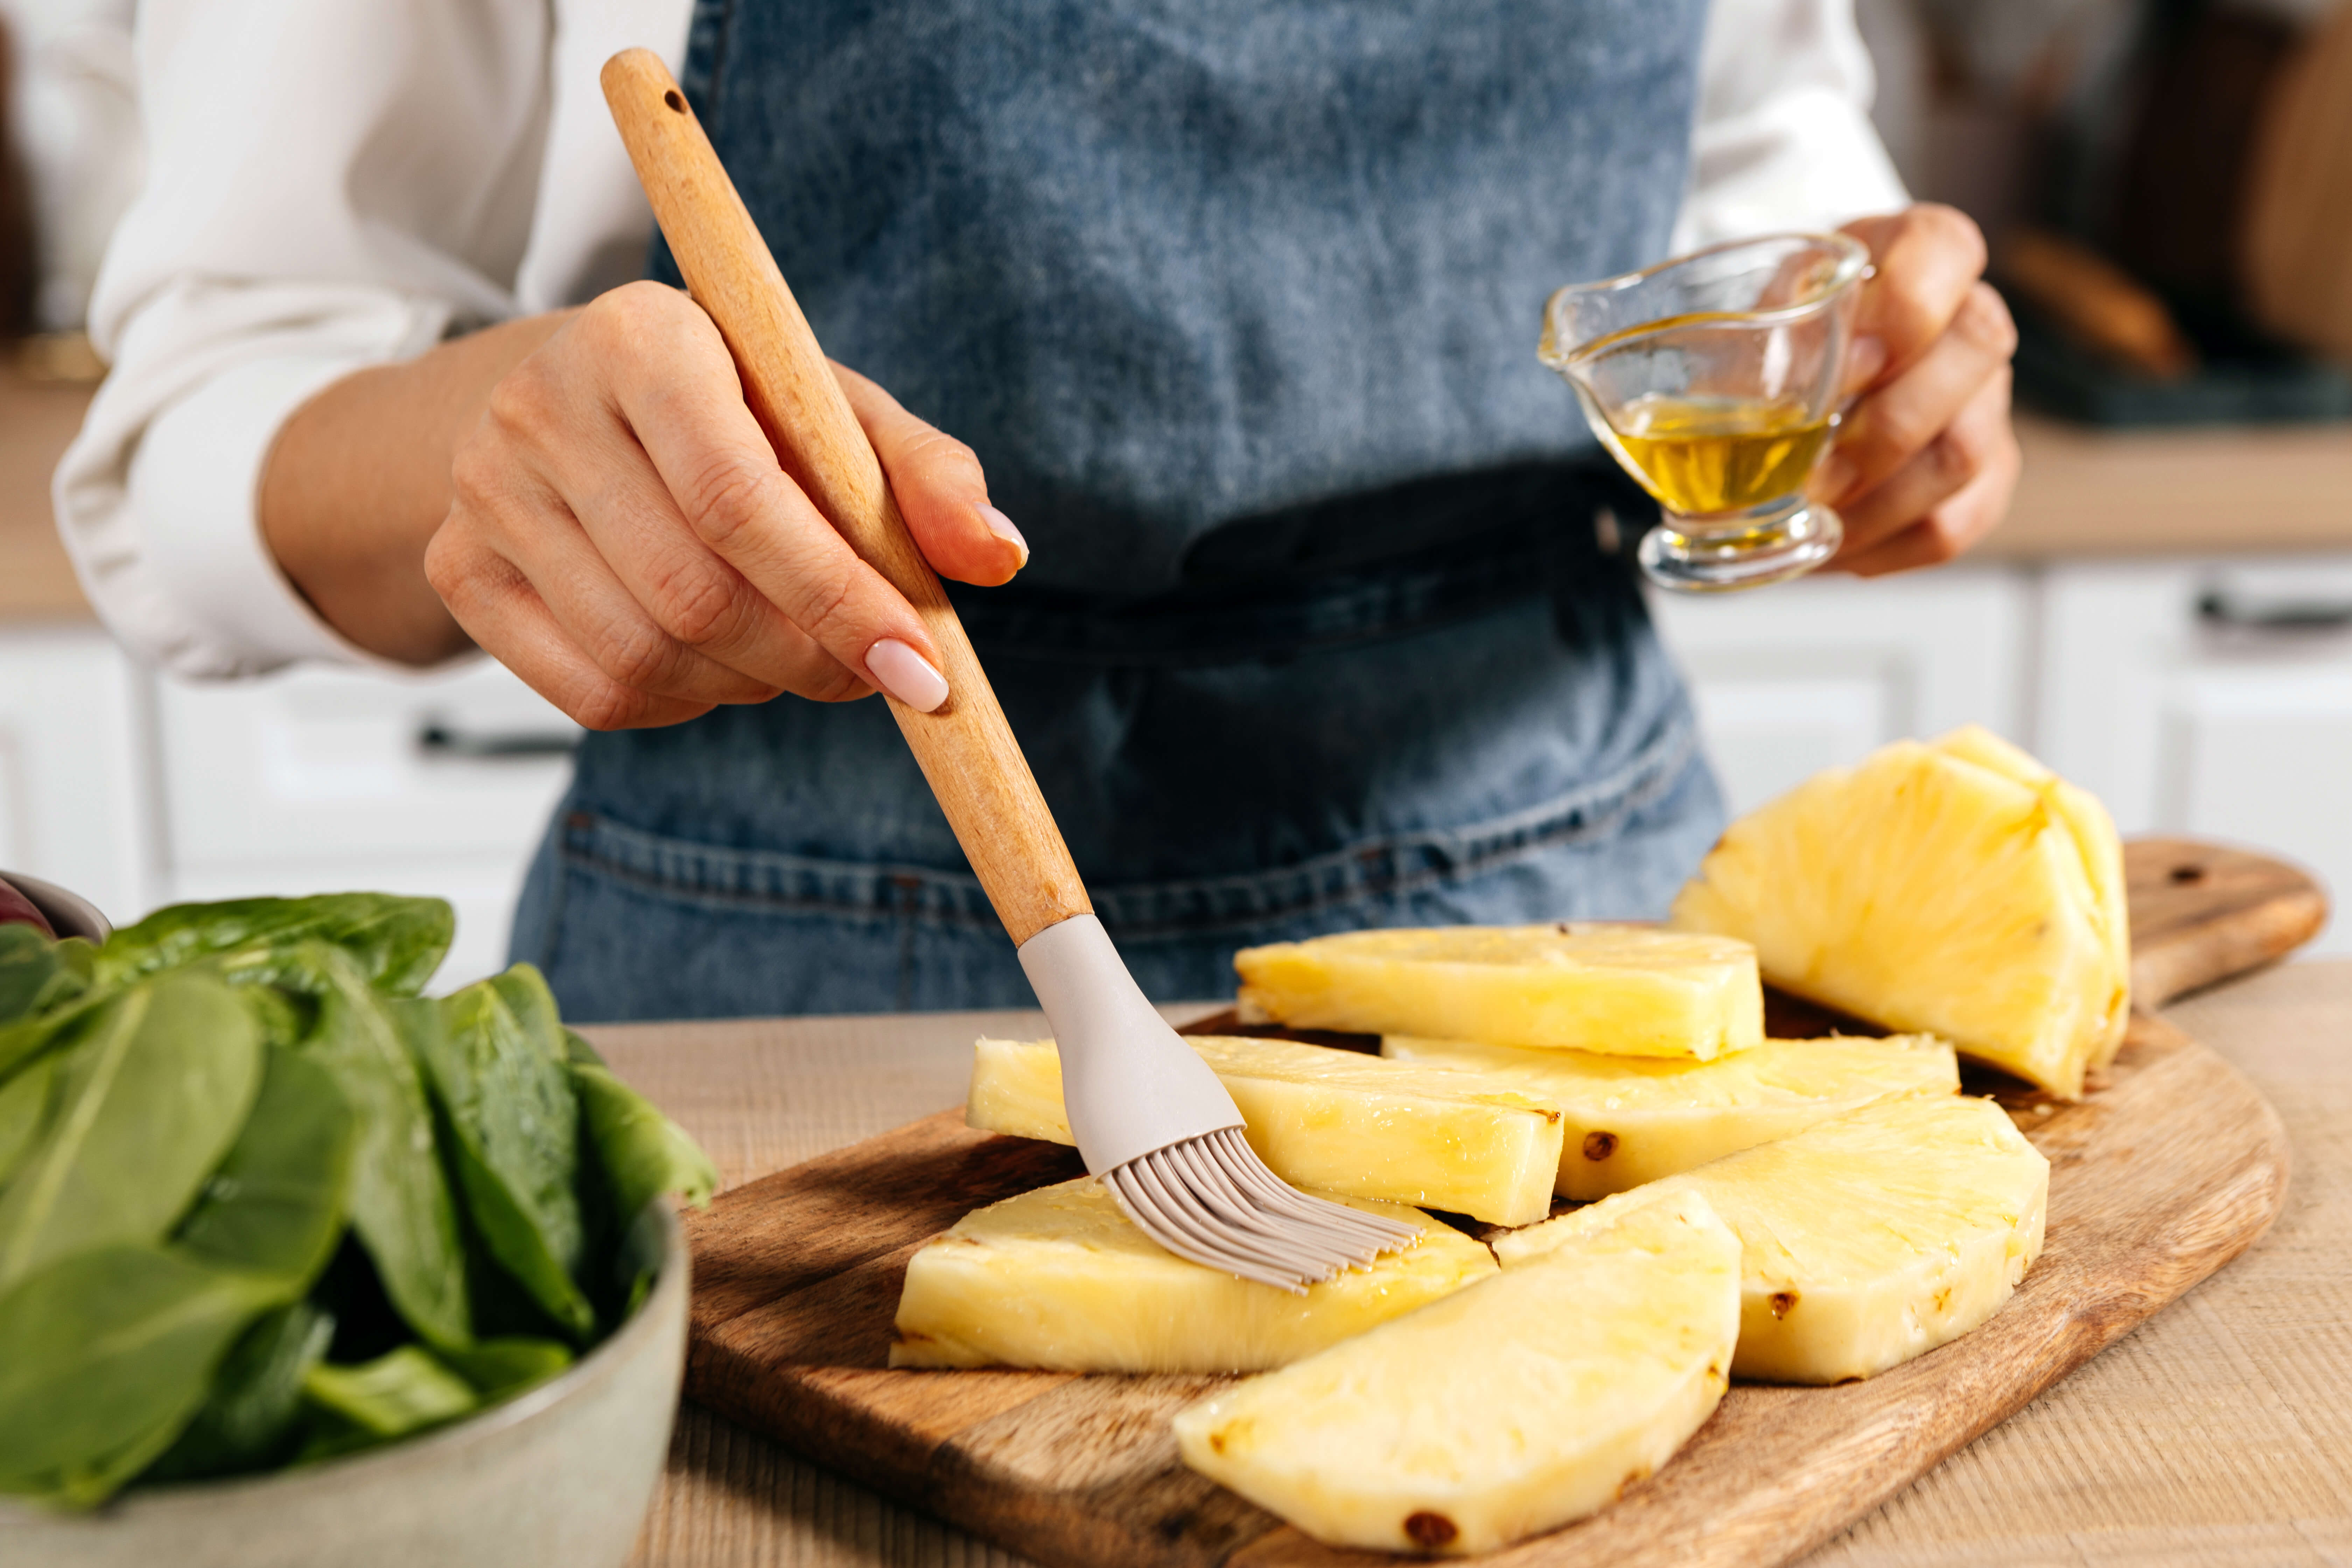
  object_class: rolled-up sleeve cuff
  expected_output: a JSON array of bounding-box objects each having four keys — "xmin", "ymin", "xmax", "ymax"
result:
[
  {"xmin": 1672, "ymin": 89, "xmax": 1911, "ymax": 252},
  {"xmin": 128, "ymin": 354, "xmax": 428, "ymax": 673}
]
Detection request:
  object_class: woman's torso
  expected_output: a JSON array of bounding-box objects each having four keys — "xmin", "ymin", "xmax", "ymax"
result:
[{"xmin": 516, "ymin": 0, "xmax": 1723, "ymax": 1019}]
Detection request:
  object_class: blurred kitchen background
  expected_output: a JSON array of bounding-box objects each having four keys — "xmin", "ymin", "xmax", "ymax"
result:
[{"xmin": 2, "ymin": 0, "xmax": 2350, "ymax": 986}]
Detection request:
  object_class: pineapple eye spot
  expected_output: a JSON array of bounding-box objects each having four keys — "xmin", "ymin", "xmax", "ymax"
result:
[
  {"xmin": 1405, "ymin": 1512, "xmax": 1458, "ymax": 1548},
  {"xmin": 1582, "ymin": 1131, "xmax": 1619, "ymax": 1161},
  {"xmin": 1769, "ymin": 1290, "xmax": 1799, "ymax": 1319}
]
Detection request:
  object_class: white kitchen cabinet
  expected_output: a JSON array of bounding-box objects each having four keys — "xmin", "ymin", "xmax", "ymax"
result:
[
  {"xmin": 0, "ymin": 625, "xmax": 158, "ymax": 921},
  {"xmin": 2039, "ymin": 556, "xmax": 2352, "ymax": 955},
  {"xmin": 1645, "ymin": 566, "xmax": 2030, "ymax": 817},
  {"xmin": 154, "ymin": 658, "xmax": 580, "ymax": 988}
]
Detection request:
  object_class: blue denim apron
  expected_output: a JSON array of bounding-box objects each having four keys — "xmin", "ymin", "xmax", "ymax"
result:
[{"xmin": 510, "ymin": 0, "xmax": 1724, "ymax": 1020}]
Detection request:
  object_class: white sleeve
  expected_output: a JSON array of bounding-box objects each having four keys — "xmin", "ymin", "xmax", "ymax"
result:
[
  {"xmin": 53, "ymin": 0, "xmax": 554, "ymax": 679},
  {"xmin": 1671, "ymin": 0, "xmax": 1911, "ymax": 253}
]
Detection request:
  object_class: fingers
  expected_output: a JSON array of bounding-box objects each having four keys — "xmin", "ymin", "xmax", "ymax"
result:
[
  {"xmin": 1834, "ymin": 386, "xmax": 2021, "ymax": 578},
  {"xmin": 1840, "ymin": 205, "xmax": 1990, "ymax": 388},
  {"xmin": 834, "ymin": 365, "xmax": 1027, "ymax": 587},
  {"xmin": 424, "ymin": 525, "xmax": 716, "ymax": 732},
  {"xmin": 1830, "ymin": 366, "xmax": 2014, "ymax": 559},
  {"xmin": 575, "ymin": 284, "xmax": 953, "ymax": 709},
  {"xmin": 426, "ymin": 281, "xmax": 1015, "ymax": 730},
  {"xmin": 1814, "ymin": 281, "xmax": 2016, "ymax": 508}
]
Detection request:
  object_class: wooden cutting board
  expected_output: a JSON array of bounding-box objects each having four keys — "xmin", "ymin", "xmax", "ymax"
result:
[{"xmin": 679, "ymin": 837, "xmax": 2324, "ymax": 1567}]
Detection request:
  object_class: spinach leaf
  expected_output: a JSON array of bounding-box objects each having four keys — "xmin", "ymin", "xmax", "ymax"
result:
[
  {"xmin": 175, "ymin": 1046, "xmax": 355, "ymax": 1293},
  {"xmin": 565, "ymin": 1030, "xmax": 718, "ymax": 1219},
  {"xmin": 0, "ymin": 1244, "xmax": 280, "ymax": 1506},
  {"xmin": 410, "ymin": 968, "xmax": 593, "ymax": 1341},
  {"xmin": 0, "ymin": 971, "xmax": 263, "ymax": 1293},
  {"xmin": 276, "ymin": 946, "xmax": 471, "ymax": 1351},
  {"xmin": 0, "ymin": 924, "xmax": 61, "ymax": 1023},
  {"xmin": 301, "ymin": 1346, "xmax": 476, "ymax": 1440},
  {"xmin": 0, "ymin": 1051, "xmax": 57, "ymax": 1191},
  {"xmin": 0, "ymin": 939, "xmax": 99, "ymax": 1082},
  {"xmin": 142, "ymin": 1301, "xmax": 335, "ymax": 1483},
  {"xmin": 440, "ymin": 1336, "xmax": 573, "ymax": 1403},
  {"xmin": 98, "ymin": 894, "xmax": 455, "ymax": 997}
]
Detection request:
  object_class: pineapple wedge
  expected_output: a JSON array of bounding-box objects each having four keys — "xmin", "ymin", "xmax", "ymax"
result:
[
  {"xmin": 966, "ymin": 1035, "xmax": 1564, "ymax": 1226},
  {"xmin": 1383, "ymin": 1032, "xmax": 1958, "ymax": 1199},
  {"xmin": 1233, "ymin": 924, "xmax": 1764, "ymax": 1060},
  {"xmin": 1173, "ymin": 1186, "xmax": 1740, "ymax": 1556},
  {"xmin": 1669, "ymin": 726, "xmax": 2129, "ymax": 1098},
  {"xmin": 890, "ymin": 1177, "xmax": 1495, "ymax": 1373},
  {"xmin": 1494, "ymin": 1092, "xmax": 2048, "ymax": 1384}
]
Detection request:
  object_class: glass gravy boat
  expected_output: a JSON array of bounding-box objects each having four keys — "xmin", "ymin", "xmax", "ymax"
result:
[{"xmin": 1540, "ymin": 232, "xmax": 1871, "ymax": 593}]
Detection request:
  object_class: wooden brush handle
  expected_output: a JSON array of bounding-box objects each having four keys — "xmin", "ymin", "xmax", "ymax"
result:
[{"xmin": 601, "ymin": 48, "xmax": 1089, "ymax": 945}]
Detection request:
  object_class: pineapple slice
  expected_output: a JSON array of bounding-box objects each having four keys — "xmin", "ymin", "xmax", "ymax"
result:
[
  {"xmin": 1383, "ymin": 1032, "xmax": 1958, "ymax": 1199},
  {"xmin": 1494, "ymin": 1092, "xmax": 2048, "ymax": 1384},
  {"xmin": 1668, "ymin": 726, "xmax": 2129, "ymax": 1098},
  {"xmin": 1233, "ymin": 924, "xmax": 1764, "ymax": 1060},
  {"xmin": 1173, "ymin": 1186, "xmax": 1740, "ymax": 1556},
  {"xmin": 889, "ymin": 1177, "xmax": 1494, "ymax": 1373},
  {"xmin": 966, "ymin": 1035, "xmax": 1563, "ymax": 1226}
]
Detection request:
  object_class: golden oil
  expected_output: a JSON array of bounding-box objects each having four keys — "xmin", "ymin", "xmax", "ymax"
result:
[{"xmin": 1606, "ymin": 393, "xmax": 1834, "ymax": 516}]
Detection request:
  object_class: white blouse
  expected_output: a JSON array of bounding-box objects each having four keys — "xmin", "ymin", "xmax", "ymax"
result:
[{"xmin": 55, "ymin": 0, "xmax": 1905, "ymax": 679}]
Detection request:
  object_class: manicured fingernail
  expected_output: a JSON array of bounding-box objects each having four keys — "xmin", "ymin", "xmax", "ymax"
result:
[
  {"xmin": 978, "ymin": 504, "xmax": 1028, "ymax": 567},
  {"xmin": 866, "ymin": 638, "xmax": 950, "ymax": 713},
  {"xmin": 1844, "ymin": 334, "xmax": 1888, "ymax": 390},
  {"xmin": 1813, "ymin": 451, "xmax": 1857, "ymax": 502}
]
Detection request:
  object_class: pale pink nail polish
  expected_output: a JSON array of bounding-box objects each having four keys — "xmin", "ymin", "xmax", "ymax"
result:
[
  {"xmin": 978, "ymin": 504, "xmax": 1029, "ymax": 566},
  {"xmin": 866, "ymin": 638, "xmax": 950, "ymax": 713}
]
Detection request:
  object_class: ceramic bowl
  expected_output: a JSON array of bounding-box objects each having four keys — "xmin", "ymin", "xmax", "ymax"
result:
[
  {"xmin": 0, "ymin": 1205, "xmax": 688, "ymax": 1568},
  {"xmin": 0, "ymin": 870, "xmax": 111, "ymax": 942}
]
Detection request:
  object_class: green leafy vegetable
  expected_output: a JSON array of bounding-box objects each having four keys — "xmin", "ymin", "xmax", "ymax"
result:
[
  {"xmin": 0, "ymin": 924, "xmax": 71, "ymax": 1024},
  {"xmin": 301, "ymin": 1346, "xmax": 476, "ymax": 1440},
  {"xmin": 565, "ymin": 1030, "xmax": 718, "ymax": 1219},
  {"xmin": 0, "ymin": 971, "xmax": 263, "ymax": 1293},
  {"xmin": 440, "ymin": 1336, "xmax": 573, "ymax": 1402},
  {"xmin": 145, "ymin": 1301, "xmax": 335, "ymax": 1482},
  {"xmin": 0, "ymin": 1245, "xmax": 280, "ymax": 1505},
  {"xmin": 0, "ymin": 938, "xmax": 99, "ymax": 1082},
  {"xmin": 98, "ymin": 894, "xmax": 456, "ymax": 997},
  {"xmin": 276, "ymin": 946, "xmax": 471, "ymax": 1351},
  {"xmin": 0, "ymin": 1051, "xmax": 58, "ymax": 1190},
  {"xmin": 175, "ymin": 1048, "xmax": 356, "ymax": 1293},
  {"xmin": 413, "ymin": 968, "xmax": 593, "ymax": 1341},
  {"xmin": 0, "ymin": 892, "xmax": 716, "ymax": 1507}
]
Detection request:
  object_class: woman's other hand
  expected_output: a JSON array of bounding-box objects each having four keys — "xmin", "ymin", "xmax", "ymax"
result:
[
  {"xmin": 1813, "ymin": 205, "xmax": 2022, "ymax": 577},
  {"xmin": 264, "ymin": 282, "xmax": 1025, "ymax": 729}
]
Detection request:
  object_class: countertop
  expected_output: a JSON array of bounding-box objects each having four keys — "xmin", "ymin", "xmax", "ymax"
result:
[
  {"xmin": 0, "ymin": 368, "xmax": 97, "ymax": 621},
  {"xmin": 1983, "ymin": 415, "xmax": 2352, "ymax": 560},
  {"xmin": 4, "ymin": 360, "xmax": 2352, "ymax": 632},
  {"xmin": 588, "ymin": 958, "xmax": 2352, "ymax": 1568}
]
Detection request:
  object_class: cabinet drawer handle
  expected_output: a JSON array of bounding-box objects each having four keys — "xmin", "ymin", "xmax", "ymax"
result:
[
  {"xmin": 2196, "ymin": 590, "xmax": 2352, "ymax": 632},
  {"xmin": 415, "ymin": 720, "xmax": 580, "ymax": 759}
]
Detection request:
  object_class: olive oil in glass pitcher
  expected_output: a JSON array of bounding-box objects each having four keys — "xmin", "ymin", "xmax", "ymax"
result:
[{"xmin": 1540, "ymin": 234, "xmax": 1870, "ymax": 593}]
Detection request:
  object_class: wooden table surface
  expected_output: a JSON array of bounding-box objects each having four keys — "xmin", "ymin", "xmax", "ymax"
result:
[{"xmin": 587, "ymin": 960, "xmax": 2352, "ymax": 1568}]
